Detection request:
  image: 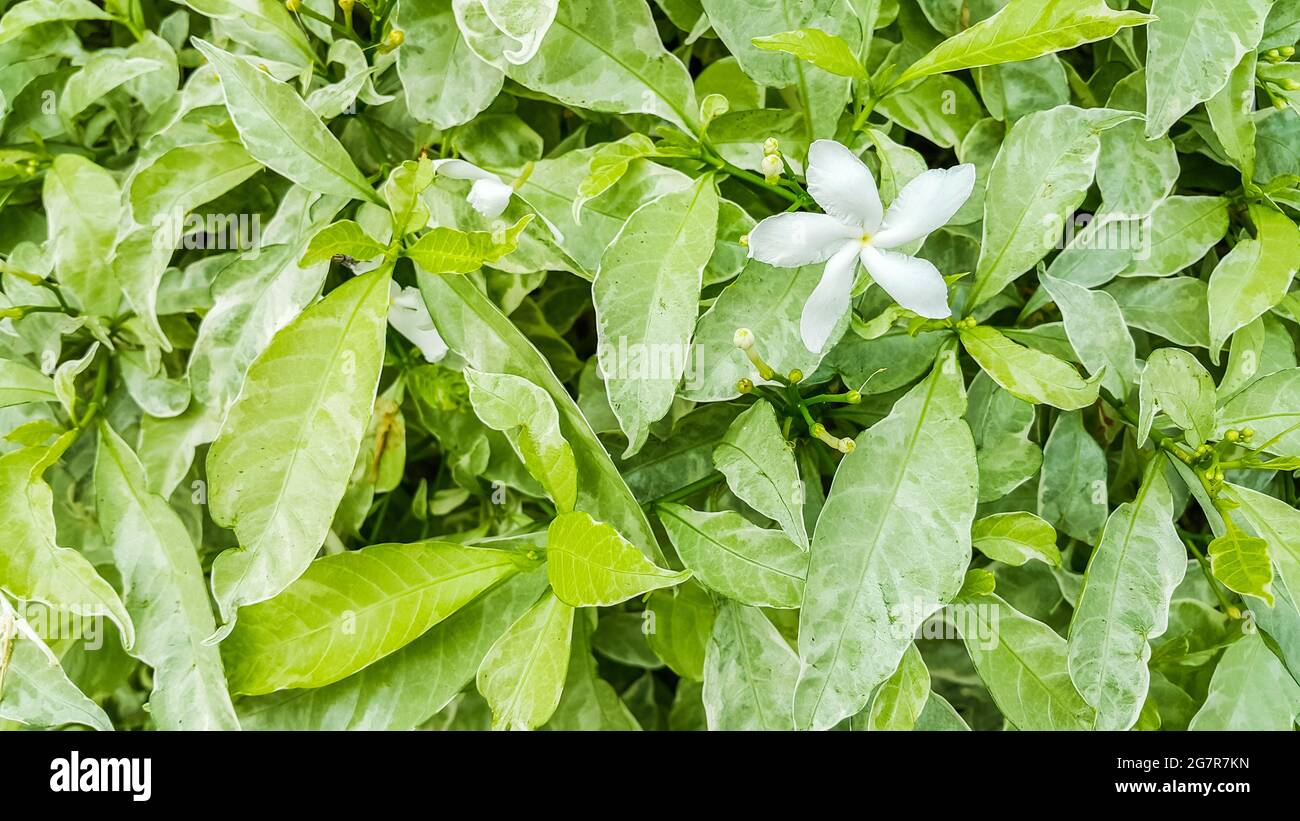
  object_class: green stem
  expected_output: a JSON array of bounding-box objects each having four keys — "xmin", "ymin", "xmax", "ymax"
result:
[
  {"xmin": 699, "ymin": 151, "xmax": 801, "ymax": 204},
  {"xmin": 1184, "ymin": 537, "xmax": 1239, "ymax": 616},
  {"xmin": 293, "ymin": 3, "xmax": 364, "ymax": 44},
  {"xmin": 647, "ymin": 472, "xmax": 726, "ymax": 508}
]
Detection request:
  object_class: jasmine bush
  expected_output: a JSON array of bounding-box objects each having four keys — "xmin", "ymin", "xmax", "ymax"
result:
[{"xmin": 1, "ymin": 0, "xmax": 1298, "ymax": 732}]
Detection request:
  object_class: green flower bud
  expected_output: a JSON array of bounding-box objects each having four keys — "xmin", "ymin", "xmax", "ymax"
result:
[
  {"xmin": 1241, "ymin": 427, "xmax": 1255, "ymax": 440},
  {"xmin": 285, "ymin": 0, "xmax": 301, "ymax": 11},
  {"xmin": 845, "ymin": 390, "xmax": 861, "ymax": 405},
  {"xmin": 736, "ymin": 377, "xmax": 754, "ymax": 394},
  {"xmin": 788, "ymin": 368, "xmax": 803, "ymax": 383},
  {"xmin": 1225, "ymin": 429, "xmax": 1240, "ymax": 442}
]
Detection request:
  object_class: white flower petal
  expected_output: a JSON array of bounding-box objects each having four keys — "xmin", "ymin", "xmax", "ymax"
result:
[
  {"xmin": 429, "ymin": 158, "xmax": 500, "ymax": 183},
  {"xmin": 467, "ymin": 178, "xmax": 514, "ymax": 219},
  {"xmin": 388, "ymin": 283, "xmax": 448, "ymax": 362},
  {"xmin": 860, "ymin": 245, "xmax": 952, "ymax": 319},
  {"xmin": 748, "ymin": 213, "xmax": 858, "ymax": 267},
  {"xmin": 800, "ymin": 242, "xmax": 860, "ymax": 353},
  {"xmin": 805, "ymin": 139, "xmax": 883, "ymax": 231},
  {"xmin": 871, "ymin": 164, "xmax": 976, "ymax": 249}
]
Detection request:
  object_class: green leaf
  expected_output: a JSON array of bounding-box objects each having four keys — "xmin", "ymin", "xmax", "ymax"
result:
[
  {"xmin": 545, "ymin": 612, "xmax": 641, "ymax": 730},
  {"xmin": 1041, "ymin": 272, "xmax": 1137, "ymax": 400},
  {"xmin": 0, "ymin": 441, "xmax": 134, "ymax": 647},
  {"xmin": 1205, "ymin": 51, "xmax": 1259, "ymax": 183},
  {"xmin": 221, "ymin": 541, "xmax": 533, "ymax": 695},
  {"xmin": 416, "ymin": 270, "xmax": 660, "ymax": 556},
  {"xmin": 475, "ymin": 589, "xmax": 574, "ymax": 730},
  {"xmin": 752, "ymin": 28, "xmax": 866, "ymax": 79},
  {"xmin": 396, "ymin": 0, "xmax": 503, "ymax": 130},
  {"xmin": 903, "ymin": 0, "xmax": 1152, "ymax": 80},
  {"xmin": 1144, "ymin": 0, "xmax": 1272, "ymax": 138},
  {"xmin": 42, "ymin": 154, "xmax": 121, "ymax": 314},
  {"xmin": 712, "ymin": 400, "xmax": 808, "ymax": 549},
  {"xmin": 458, "ymin": 0, "xmax": 699, "ymax": 133},
  {"xmin": 644, "ymin": 582, "xmax": 716, "ymax": 681},
  {"xmin": 658, "ymin": 504, "xmax": 806, "ymax": 609},
  {"xmin": 1207, "ymin": 206, "xmax": 1300, "ymax": 361},
  {"xmin": 972, "ymin": 512, "xmax": 1061, "ymax": 567},
  {"xmin": 0, "ymin": 622, "xmax": 110, "ymax": 730},
  {"xmin": 966, "ymin": 372, "xmax": 1042, "ymax": 502},
  {"xmin": 1208, "ymin": 523, "xmax": 1274, "ymax": 606},
  {"xmin": 0, "ymin": 358, "xmax": 56, "ymax": 408},
  {"xmin": 966, "ymin": 106, "xmax": 1135, "ymax": 310},
  {"xmin": 300, "ymin": 220, "xmax": 388, "ymax": 267},
  {"xmin": 877, "ymin": 74, "xmax": 982, "ymax": 149},
  {"xmin": 1189, "ymin": 631, "xmax": 1300, "ymax": 729},
  {"xmin": 463, "ymin": 367, "xmax": 577, "ymax": 513},
  {"xmin": 594, "ymin": 173, "xmax": 718, "ymax": 456},
  {"xmin": 1038, "ymin": 410, "xmax": 1108, "ymax": 544},
  {"xmin": 94, "ymin": 422, "xmax": 238, "ymax": 729},
  {"xmin": 1066, "ymin": 462, "xmax": 1187, "ymax": 729},
  {"xmin": 547, "ymin": 510, "xmax": 690, "ymax": 608},
  {"xmin": 865, "ymin": 643, "xmax": 931, "ymax": 730},
  {"xmin": 403, "ymin": 214, "xmax": 533, "ymax": 274},
  {"xmin": 1138, "ymin": 347, "xmax": 1216, "ymax": 447},
  {"xmin": 702, "ymin": 600, "xmax": 800, "ymax": 730},
  {"xmin": 794, "ymin": 349, "xmax": 976, "ymax": 730},
  {"xmin": 1224, "ymin": 483, "xmax": 1300, "ymax": 600},
  {"xmin": 1105, "ymin": 276, "xmax": 1211, "ymax": 349},
  {"xmin": 959, "ymin": 324, "xmax": 1101, "ymax": 410},
  {"xmin": 207, "ymin": 266, "xmax": 392, "ymax": 625},
  {"xmin": 683, "ymin": 260, "xmax": 848, "ymax": 401},
  {"xmin": 192, "ymin": 38, "xmax": 380, "ymax": 204},
  {"xmin": 0, "ymin": 0, "xmax": 110, "ymax": 43},
  {"xmin": 236, "ymin": 567, "xmax": 547, "ymax": 729},
  {"xmin": 573, "ymin": 134, "xmax": 657, "ymax": 221},
  {"xmin": 1215, "ymin": 368, "xmax": 1300, "ymax": 458},
  {"xmin": 956, "ymin": 594, "xmax": 1095, "ymax": 730},
  {"xmin": 382, "ymin": 158, "xmax": 435, "ymax": 238}
]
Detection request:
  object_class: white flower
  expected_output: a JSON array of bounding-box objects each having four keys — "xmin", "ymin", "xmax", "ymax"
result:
[
  {"xmin": 388, "ymin": 282, "xmax": 448, "ymax": 363},
  {"xmin": 747, "ymin": 139, "xmax": 975, "ymax": 353},
  {"xmin": 430, "ymin": 158, "xmax": 514, "ymax": 219}
]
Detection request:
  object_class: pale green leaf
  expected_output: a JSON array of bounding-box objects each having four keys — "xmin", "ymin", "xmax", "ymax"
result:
[
  {"xmin": 207, "ymin": 267, "xmax": 391, "ymax": 625},
  {"xmin": 464, "ymin": 367, "xmax": 577, "ymax": 513},
  {"xmin": 594, "ymin": 174, "xmax": 718, "ymax": 456},
  {"xmin": 1037, "ymin": 410, "xmax": 1108, "ymax": 544},
  {"xmin": 1189, "ymin": 630, "xmax": 1300, "ymax": 729},
  {"xmin": 547, "ymin": 510, "xmax": 689, "ymax": 608},
  {"xmin": 959, "ymin": 324, "xmax": 1101, "ymax": 410},
  {"xmin": 300, "ymin": 220, "xmax": 388, "ymax": 267},
  {"xmin": 1144, "ymin": 0, "xmax": 1272, "ymax": 138},
  {"xmin": 956, "ymin": 594, "xmax": 1095, "ymax": 730},
  {"xmin": 404, "ymin": 214, "xmax": 533, "ymax": 274},
  {"xmin": 192, "ymin": 38, "xmax": 380, "ymax": 204},
  {"xmin": 658, "ymin": 504, "xmax": 806, "ymax": 609},
  {"xmin": 712, "ymin": 400, "xmax": 808, "ymax": 549},
  {"xmin": 94, "ymin": 422, "xmax": 238, "ymax": 729},
  {"xmin": 702, "ymin": 600, "xmax": 799, "ymax": 730},
  {"xmin": 794, "ymin": 349, "xmax": 976, "ymax": 730},
  {"xmin": 221, "ymin": 541, "xmax": 533, "ymax": 694},
  {"xmin": 752, "ymin": 28, "xmax": 866, "ymax": 79},
  {"xmin": 1067, "ymin": 462, "xmax": 1187, "ymax": 729},
  {"xmin": 972, "ymin": 512, "xmax": 1061, "ymax": 567},
  {"xmin": 898, "ymin": 0, "xmax": 1152, "ymax": 85},
  {"xmin": 475, "ymin": 589, "xmax": 573, "ymax": 730}
]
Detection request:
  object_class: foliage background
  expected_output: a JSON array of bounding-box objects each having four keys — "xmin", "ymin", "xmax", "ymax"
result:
[{"xmin": 0, "ymin": 0, "xmax": 1298, "ymax": 731}]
